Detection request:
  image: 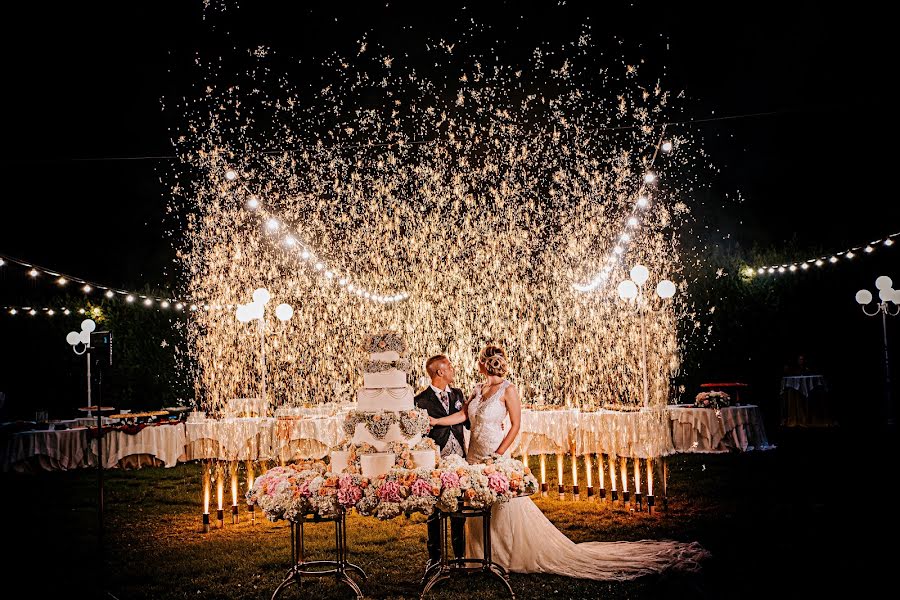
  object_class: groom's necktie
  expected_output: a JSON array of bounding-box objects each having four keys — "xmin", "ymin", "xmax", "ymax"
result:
[{"xmin": 439, "ymin": 391, "xmax": 450, "ymax": 413}]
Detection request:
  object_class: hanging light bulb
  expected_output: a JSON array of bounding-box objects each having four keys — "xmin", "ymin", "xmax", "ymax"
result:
[
  {"xmin": 29, "ymin": 269, "xmax": 39, "ymax": 277},
  {"xmin": 224, "ymin": 169, "xmax": 238, "ymax": 181},
  {"xmin": 82, "ymin": 285, "xmax": 91, "ymax": 293},
  {"xmin": 126, "ymin": 295, "xmax": 134, "ymax": 303},
  {"xmin": 661, "ymin": 141, "xmax": 673, "ymax": 153},
  {"xmin": 636, "ymin": 196, "xmax": 649, "ymax": 208},
  {"xmin": 246, "ymin": 197, "xmax": 260, "ymax": 210},
  {"xmin": 57, "ymin": 277, "xmax": 67, "ymax": 285},
  {"xmin": 105, "ymin": 290, "xmax": 114, "ymax": 298}
]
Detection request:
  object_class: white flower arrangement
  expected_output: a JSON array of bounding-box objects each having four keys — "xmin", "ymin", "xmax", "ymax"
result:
[
  {"xmin": 343, "ymin": 409, "xmax": 430, "ymax": 440},
  {"xmin": 362, "ymin": 332, "xmax": 407, "ymax": 355},
  {"xmin": 247, "ymin": 454, "xmax": 537, "ymax": 523},
  {"xmin": 362, "ymin": 358, "xmax": 413, "ymax": 373}
]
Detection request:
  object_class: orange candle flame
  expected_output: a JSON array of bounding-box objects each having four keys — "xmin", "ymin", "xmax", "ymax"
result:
[
  {"xmin": 597, "ymin": 453, "xmax": 605, "ymax": 490},
  {"xmin": 217, "ymin": 475, "xmax": 224, "ymax": 512},
  {"xmin": 540, "ymin": 454, "xmax": 546, "ymax": 484},
  {"xmin": 647, "ymin": 458, "xmax": 654, "ymax": 496},
  {"xmin": 585, "ymin": 454, "xmax": 593, "ymax": 487},
  {"xmin": 608, "ymin": 455, "xmax": 617, "ymax": 491},
  {"xmin": 620, "ymin": 457, "xmax": 629, "ymax": 492},
  {"xmin": 634, "ymin": 458, "xmax": 641, "ymax": 494},
  {"xmin": 556, "ymin": 454, "xmax": 564, "ymax": 485},
  {"xmin": 571, "ymin": 455, "xmax": 578, "ymax": 486}
]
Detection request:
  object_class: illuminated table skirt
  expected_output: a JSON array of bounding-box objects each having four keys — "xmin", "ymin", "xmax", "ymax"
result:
[
  {"xmin": 575, "ymin": 409, "xmax": 674, "ymax": 458},
  {"xmin": 184, "ymin": 416, "xmax": 346, "ymax": 461},
  {"xmin": 95, "ymin": 423, "xmax": 187, "ymax": 468},
  {"xmin": 513, "ymin": 409, "xmax": 580, "ymax": 455},
  {"xmin": 269, "ymin": 416, "xmax": 346, "ymax": 461},
  {"xmin": 667, "ymin": 405, "xmax": 774, "ymax": 453},
  {"xmin": 184, "ymin": 418, "xmax": 279, "ymax": 461}
]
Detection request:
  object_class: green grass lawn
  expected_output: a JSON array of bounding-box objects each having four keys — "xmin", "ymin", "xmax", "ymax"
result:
[{"xmin": 2, "ymin": 428, "xmax": 887, "ymax": 599}]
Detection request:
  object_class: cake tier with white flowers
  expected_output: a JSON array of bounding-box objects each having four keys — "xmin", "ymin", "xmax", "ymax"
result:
[{"xmin": 330, "ymin": 332, "xmax": 435, "ymax": 477}]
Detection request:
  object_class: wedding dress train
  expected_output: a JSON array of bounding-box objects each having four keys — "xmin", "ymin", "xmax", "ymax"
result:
[{"xmin": 464, "ymin": 381, "xmax": 709, "ymax": 581}]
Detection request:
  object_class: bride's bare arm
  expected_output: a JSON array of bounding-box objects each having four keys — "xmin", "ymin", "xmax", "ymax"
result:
[
  {"xmin": 495, "ymin": 385, "xmax": 521, "ymax": 455},
  {"xmin": 429, "ymin": 403, "xmax": 468, "ymax": 427}
]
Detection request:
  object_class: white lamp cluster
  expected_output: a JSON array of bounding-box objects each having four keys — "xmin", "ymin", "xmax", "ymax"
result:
[
  {"xmin": 235, "ymin": 287, "xmax": 293, "ymax": 406},
  {"xmin": 750, "ymin": 232, "xmax": 897, "ymax": 277},
  {"xmin": 573, "ymin": 138, "xmax": 673, "ymax": 293},
  {"xmin": 65, "ymin": 318, "xmax": 97, "ymax": 354},
  {"xmin": 222, "ymin": 169, "xmax": 409, "ymax": 304}
]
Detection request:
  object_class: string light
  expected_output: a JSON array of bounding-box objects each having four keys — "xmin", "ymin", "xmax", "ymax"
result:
[
  {"xmin": 0, "ymin": 252, "xmax": 199, "ymax": 311},
  {"xmin": 226, "ymin": 181, "xmax": 409, "ymax": 303},
  {"xmin": 753, "ymin": 232, "xmax": 898, "ymax": 275}
]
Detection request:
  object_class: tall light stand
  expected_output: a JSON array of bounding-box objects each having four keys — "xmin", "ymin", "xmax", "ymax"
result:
[
  {"xmin": 617, "ymin": 265, "xmax": 677, "ymax": 407},
  {"xmin": 855, "ymin": 276, "xmax": 900, "ymax": 426},
  {"xmin": 66, "ymin": 319, "xmax": 105, "ymax": 593},
  {"xmin": 236, "ymin": 288, "xmax": 294, "ymax": 410}
]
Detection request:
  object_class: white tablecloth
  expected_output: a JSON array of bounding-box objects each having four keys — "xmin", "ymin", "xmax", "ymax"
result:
[
  {"xmin": 575, "ymin": 409, "xmax": 674, "ymax": 458},
  {"xmin": 513, "ymin": 409, "xmax": 580, "ymax": 455},
  {"xmin": 185, "ymin": 418, "xmax": 277, "ymax": 460},
  {"xmin": 781, "ymin": 375, "xmax": 827, "ymax": 396},
  {"xmin": 270, "ymin": 416, "xmax": 347, "ymax": 460},
  {"xmin": 1, "ymin": 428, "xmax": 93, "ymax": 472},
  {"xmin": 780, "ymin": 375, "xmax": 834, "ymax": 427},
  {"xmin": 95, "ymin": 423, "xmax": 187, "ymax": 468},
  {"xmin": 668, "ymin": 405, "xmax": 773, "ymax": 453}
]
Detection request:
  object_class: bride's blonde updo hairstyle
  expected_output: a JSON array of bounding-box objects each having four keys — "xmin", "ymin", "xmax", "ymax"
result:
[{"xmin": 478, "ymin": 344, "xmax": 509, "ymax": 377}]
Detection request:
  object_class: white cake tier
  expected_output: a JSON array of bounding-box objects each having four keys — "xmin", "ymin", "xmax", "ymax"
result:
[
  {"xmin": 357, "ymin": 386, "xmax": 414, "ymax": 412},
  {"xmin": 411, "ymin": 450, "xmax": 437, "ymax": 471},
  {"xmin": 351, "ymin": 424, "xmax": 422, "ymax": 452},
  {"xmin": 361, "ymin": 453, "xmax": 395, "ymax": 478},
  {"xmin": 370, "ymin": 351, "xmax": 400, "ymax": 362},
  {"xmin": 363, "ymin": 369, "xmax": 406, "ymax": 388},
  {"xmin": 330, "ymin": 451, "xmax": 350, "ymax": 474}
]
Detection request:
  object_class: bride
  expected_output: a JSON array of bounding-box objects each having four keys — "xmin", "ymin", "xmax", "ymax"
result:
[{"xmin": 428, "ymin": 344, "xmax": 709, "ymax": 581}]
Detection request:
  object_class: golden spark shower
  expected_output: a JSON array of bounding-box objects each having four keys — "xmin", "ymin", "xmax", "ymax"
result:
[{"xmin": 170, "ymin": 32, "xmax": 700, "ymax": 416}]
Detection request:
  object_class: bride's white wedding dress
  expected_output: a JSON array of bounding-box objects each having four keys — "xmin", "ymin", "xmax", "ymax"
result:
[{"xmin": 464, "ymin": 380, "xmax": 709, "ymax": 581}]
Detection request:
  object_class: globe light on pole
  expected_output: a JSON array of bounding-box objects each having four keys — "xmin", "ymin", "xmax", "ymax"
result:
[{"xmin": 856, "ymin": 275, "xmax": 899, "ymax": 426}]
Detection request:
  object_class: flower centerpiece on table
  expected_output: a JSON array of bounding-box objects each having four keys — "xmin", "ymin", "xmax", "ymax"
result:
[{"xmin": 694, "ymin": 390, "xmax": 731, "ymax": 409}]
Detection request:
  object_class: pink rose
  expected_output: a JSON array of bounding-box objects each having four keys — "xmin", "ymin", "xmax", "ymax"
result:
[
  {"xmin": 440, "ymin": 471, "xmax": 460, "ymax": 489},
  {"xmin": 411, "ymin": 479, "xmax": 434, "ymax": 497},
  {"xmin": 488, "ymin": 471, "xmax": 510, "ymax": 494},
  {"xmin": 337, "ymin": 486, "xmax": 362, "ymax": 507},
  {"xmin": 376, "ymin": 480, "xmax": 402, "ymax": 503},
  {"xmin": 296, "ymin": 480, "xmax": 311, "ymax": 498}
]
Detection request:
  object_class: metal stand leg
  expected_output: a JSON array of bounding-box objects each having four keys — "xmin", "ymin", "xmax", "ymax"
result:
[
  {"xmin": 271, "ymin": 511, "xmax": 367, "ymax": 600},
  {"xmin": 420, "ymin": 505, "xmax": 516, "ymax": 599}
]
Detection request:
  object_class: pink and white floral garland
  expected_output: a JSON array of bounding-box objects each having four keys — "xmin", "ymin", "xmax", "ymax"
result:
[{"xmin": 247, "ymin": 454, "xmax": 538, "ymax": 522}]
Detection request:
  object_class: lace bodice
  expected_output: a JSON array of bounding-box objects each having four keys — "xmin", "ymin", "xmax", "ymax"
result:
[{"xmin": 466, "ymin": 380, "xmax": 512, "ymax": 463}]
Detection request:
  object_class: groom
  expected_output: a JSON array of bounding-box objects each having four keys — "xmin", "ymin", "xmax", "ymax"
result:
[{"xmin": 415, "ymin": 354, "xmax": 468, "ymax": 569}]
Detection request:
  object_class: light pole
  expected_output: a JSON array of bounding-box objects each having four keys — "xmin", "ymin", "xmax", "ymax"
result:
[
  {"xmin": 855, "ymin": 275, "xmax": 900, "ymax": 426},
  {"xmin": 235, "ymin": 287, "xmax": 294, "ymax": 408},
  {"xmin": 66, "ymin": 318, "xmax": 105, "ymax": 591},
  {"xmin": 617, "ymin": 265, "xmax": 677, "ymax": 407}
]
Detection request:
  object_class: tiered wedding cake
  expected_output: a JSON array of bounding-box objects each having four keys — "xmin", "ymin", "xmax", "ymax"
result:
[{"xmin": 331, "ymin": 333, "xmax": 436, "ymax": 477}]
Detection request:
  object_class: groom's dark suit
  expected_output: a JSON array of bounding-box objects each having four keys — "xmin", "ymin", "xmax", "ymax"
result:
[{"xmin": 415, "ymin": 385, "xmax": 469, "ymax": 562}]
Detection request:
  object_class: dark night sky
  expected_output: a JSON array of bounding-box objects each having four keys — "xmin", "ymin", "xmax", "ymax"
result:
[{"xmin": 0, "ymin": 1, "xmax": 894, "ymax": 291}]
